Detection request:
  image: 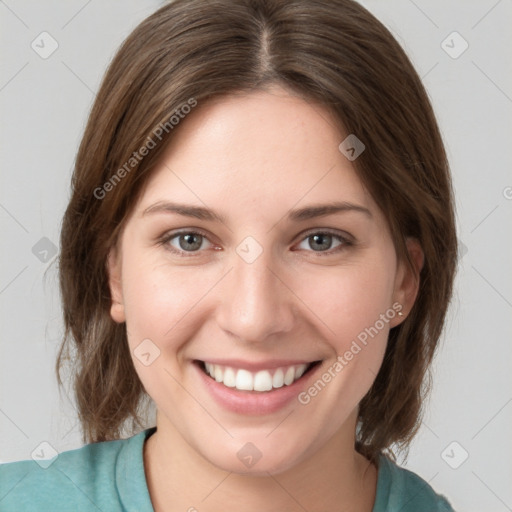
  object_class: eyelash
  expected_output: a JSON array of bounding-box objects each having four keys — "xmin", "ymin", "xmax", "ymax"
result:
[{"xmin": 158, "ymin": 228, "xmax": 354, "ymax": 258}]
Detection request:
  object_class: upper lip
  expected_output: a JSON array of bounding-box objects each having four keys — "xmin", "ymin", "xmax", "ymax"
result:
[{"xmin": 195, "ymin": 358, "xmax": 321, "ymax": 372}]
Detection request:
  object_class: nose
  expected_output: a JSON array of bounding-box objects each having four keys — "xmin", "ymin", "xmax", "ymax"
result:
[{"xmin": 215, "ymin": 247, "xmax": 296, "ymax": 344}]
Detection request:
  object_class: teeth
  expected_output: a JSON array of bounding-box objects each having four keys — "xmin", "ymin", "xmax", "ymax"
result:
[
  {"xmin": 223, "ymin": 367, "xmax": 236, "ymax": 388},
  {"xmin": 254, "ymin": 370, "xmax": 273, "ymax": 391},
  {"xmin": 284, "ymin": 366, "xmax": 295, "ymax": 385},
  {"xmin": 236, "ymin": 369, "xmax": 253, "ymax": 390},
  {"xmin": 202, "ymin": 361, "xmax": 312, "ymax": 392},
  {"xmin": 272, "ymin": 368, "xmax": 284, "ymax": 388},
  {"xmin": 295, "ymin": 364, "xmax": 307, "ymax": 379}
]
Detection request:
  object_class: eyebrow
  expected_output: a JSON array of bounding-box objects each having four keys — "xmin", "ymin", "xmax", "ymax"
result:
[{"xmin": 141, "ymin": 200, "xmax": 372, "ymax": 223}]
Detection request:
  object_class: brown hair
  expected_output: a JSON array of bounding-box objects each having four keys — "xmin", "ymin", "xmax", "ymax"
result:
[{"xmin": 56, "ymin": 0, "xmax": 458, "ymax": 464}]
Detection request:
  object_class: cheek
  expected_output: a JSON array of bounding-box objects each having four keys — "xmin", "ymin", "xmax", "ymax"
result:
[
  {"xmin": 293, "ymin": 255, "xmax": 396, "ymax": 401},
  {"xmin": 291, "ymin": 280, "xmax": 393, "ymax": 433},
  {"xmin": 123, "ymin": 264, "xmax": 186, "ymax": 338},
  {"xmin": 299, "ymin": 257, "xmax": 396, "ymax": 345},
  {"xmin": 119, "ymin": 255, "xmax": 201, "ymax": 399},
  {"xmin": 120, "ymin": 250, "xmax": 218, "ymax": 356}
]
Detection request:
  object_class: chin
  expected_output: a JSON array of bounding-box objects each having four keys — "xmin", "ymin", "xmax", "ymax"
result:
[
  {"xmin": 214, "ymin": 452, "xmax": 301, "ymax": 477},
  {"xmin": 198, "ymin": 435, "xmax": 313, "ymax": 477}
]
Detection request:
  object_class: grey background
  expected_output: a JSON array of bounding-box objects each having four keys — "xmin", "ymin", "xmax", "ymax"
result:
[{"xmin": 1, "ymin": 1, "xmax": 511, "ymax": 511}]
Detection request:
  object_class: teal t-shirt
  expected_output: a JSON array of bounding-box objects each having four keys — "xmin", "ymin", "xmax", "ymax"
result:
[{"xmin": 0, "ymin": 427, "xmax": 455, "ymax": 511}]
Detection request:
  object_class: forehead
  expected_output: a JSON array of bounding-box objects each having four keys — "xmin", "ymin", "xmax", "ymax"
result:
[{"xmin": 135, "ymin": 85, "xmax": 377, "ymax": 222}]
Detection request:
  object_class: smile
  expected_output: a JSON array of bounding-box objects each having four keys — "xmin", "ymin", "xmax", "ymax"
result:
[{"xmin": 198, "ymin": 360, "xmax": 320, "ymax": 392}]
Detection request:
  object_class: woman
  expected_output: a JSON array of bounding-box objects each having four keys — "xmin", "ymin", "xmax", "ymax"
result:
[{"xmin": 0, "ymin": 0, "xmax": 457, "ymax": 510}]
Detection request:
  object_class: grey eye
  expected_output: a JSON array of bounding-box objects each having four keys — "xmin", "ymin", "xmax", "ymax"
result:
[
  {"xmin": 298, "ymin": 233, "xmax": 343, "ymax": 252},
  {"xmin": 171, "ymin": 232, "xmax": 207, "ymax": 252}
]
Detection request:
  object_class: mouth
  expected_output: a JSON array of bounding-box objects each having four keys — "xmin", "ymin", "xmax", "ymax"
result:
[{"xmin": 195, "ymin": 359, "xmax": 322, "ymax": 393}]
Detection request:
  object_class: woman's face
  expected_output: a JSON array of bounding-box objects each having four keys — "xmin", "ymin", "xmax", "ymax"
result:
[{"xmin": 108, "ymin": 85, "xmax": 421, "ymax": 474}]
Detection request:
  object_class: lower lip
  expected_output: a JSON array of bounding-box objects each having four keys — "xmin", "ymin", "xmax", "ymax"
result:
[{"xmin": 194, "ymin": 362, "xmax": 321, "ymax": 415}]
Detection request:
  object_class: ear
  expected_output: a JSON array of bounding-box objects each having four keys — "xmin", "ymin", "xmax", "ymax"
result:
[
  {"xmin": 389, "ymin": 238, "xmax": 424, "ymax": 327},
  {"xmin": 107, "ymin": 246, "xmax": 126, "ymax": 323}
]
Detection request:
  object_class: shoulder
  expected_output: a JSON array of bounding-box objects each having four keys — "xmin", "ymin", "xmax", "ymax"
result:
[
  {"xmin": 374, "ymin": 454, "xmax": 456, "ymax": 512},
  {"xmin": 0, "ymin": 428, "xmax": 155, "ymax": 512}
]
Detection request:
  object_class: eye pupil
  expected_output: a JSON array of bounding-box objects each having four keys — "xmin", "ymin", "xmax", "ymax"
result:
[
  {"xmin": 310, "ymin": 234, "xmax": 332, "ymax": 251},
  {"xmin": 179, "ymin": 233, "xmax": 202, "ymax": 251}
]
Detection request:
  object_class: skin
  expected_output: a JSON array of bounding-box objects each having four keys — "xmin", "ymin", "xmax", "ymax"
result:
[{"xmin": 107, "ymin": 84, "xmax": 424, "ymax": 512}]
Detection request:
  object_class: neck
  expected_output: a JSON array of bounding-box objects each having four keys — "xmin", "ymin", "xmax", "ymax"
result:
[{"xmin": 143, "ymin": 413, "xmax": 378, "ymax": 512}]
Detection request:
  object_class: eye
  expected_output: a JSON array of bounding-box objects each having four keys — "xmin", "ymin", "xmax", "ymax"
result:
[
  {"xmin": 162, "ymin": 230, "xmax": 214, "ymax": 255},
  {"xmin": 295, "ymin": 230, "xmax": 352, "ymax": 254}
]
